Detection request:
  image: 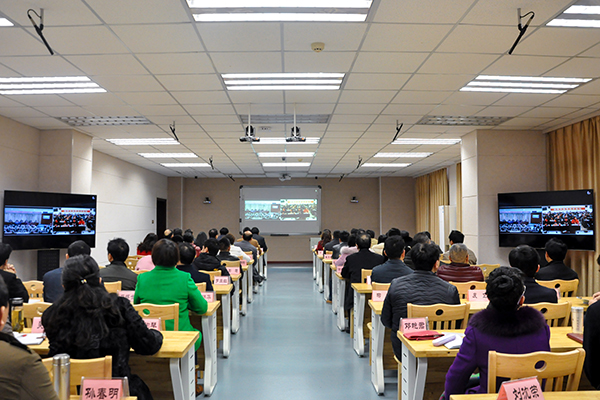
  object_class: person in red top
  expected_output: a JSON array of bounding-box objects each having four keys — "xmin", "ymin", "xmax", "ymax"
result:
[
  {"xmin": 316, "ymin": 229, "xmax": 331, "ymax": 251},
  {"xmin": 437, "ymin": 243, "xmax": 484, "ymax": 282}
]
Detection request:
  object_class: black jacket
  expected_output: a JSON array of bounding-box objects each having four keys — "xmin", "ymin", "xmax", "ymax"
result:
[
  {"xmin": 192, "ymin": 253, "xmax": 230, "ymax": 276},
  {"xmin": 253, "ymin": 234, "xmax": 268, "ymax": 252},
  {"xmin": 523, "ymin": 277, "xmax": 558, "ymax": 304},
  {"xmin": 341, "ymin": 248, "xmax": 385, "ymax": 311},
  {"xmin": 584, "ymin": 301, "xmax": 600, "ymax": 389},
  {"xmin": 371, "ymin": 259, "xmax": 413, "ymax": 284},
  {"xmin": 535, "ymin": 260, "xmax": 579, "ymax": 281},
  {"xmin": 0, "ymin": 270, "xmax": 29, "ymax": 303},
  {"xmin": 324, "ymin": 239, "xmax": 339, "ymax": 252},
  {"xmin": 177, "ymin": 264, "xmax": 213, "ymax": 291}
]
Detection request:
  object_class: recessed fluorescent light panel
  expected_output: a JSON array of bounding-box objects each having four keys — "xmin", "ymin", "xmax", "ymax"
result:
[
  {"xmin": 0, "ymin": 76, "xmax": 105, "ymax": 95},
  {"xmin": 60, "ymin": 116, "xmax": 151, "ymax": 126},
  {"xmin": 374, "ymin": 153, "xmax": 432, "ymax": 158},
  {"xmin": 417, "ymin": 115, "xmax": 512, "ymax": 126},
  {"xmin": 161, "ymin": 163, "xmax": 210, "ymax": 168},
  {"xmin": 240, "ymin": 114, "xmax": 330, "ymax": 124},
  {"xmin": 461, "ymin": 75, "xmax": 591, "ymax": 94},
  {"xmin": 361, "ymin": 163, "xmax": 411, "ymax": 167},
  {"xmin": 0, "ymin": 18, "xmax": 14, "ymax": 26},
  {"xmin": 138, "ymin": 153, "xmax": 198, "ymax": 158},
  {"xmin": 107, "ymin": 138, "xmax": 179, "ymax": 146},
  {"xmin": 257, "ymin": 152, "xmax": 315, "ymax": 157},
  {"xmin": 223, "ymin": 73, "xmax": 344, "ymax": 91},
  {"xmin": 262, "ymin": 162, "xmax": 311, "ymax": 167},
  {"xmin": 188, "ymin": 0, "xmax": 373, "ymax": 22},
  {"xmin": 548, "ymin": 2, "xmax": 600, "ymax": 27},
  {"xmin": 392, "ymin": 138, "xmax": 461, "ymax": 145},
  {"xmin": 254, "ymin": 137, "xmax": 321, "ymax": 144}
]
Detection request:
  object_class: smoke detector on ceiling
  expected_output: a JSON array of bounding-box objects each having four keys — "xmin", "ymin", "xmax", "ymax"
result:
[{"xmin": 311, "ymin": 42, "xmax": 325, "ymax": 52}]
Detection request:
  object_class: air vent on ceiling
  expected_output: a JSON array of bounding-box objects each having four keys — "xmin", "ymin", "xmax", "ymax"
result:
[
  {"xmin": 239, "ymin": 114, "xmax": 330, "ymax": 124},
  {"xmin": 58, "ymin": 116, "xmax": 151, "ymax": 126},
  {"xmin": 417, "ymin": 115, "xmax": 512, "ymax": 126}
]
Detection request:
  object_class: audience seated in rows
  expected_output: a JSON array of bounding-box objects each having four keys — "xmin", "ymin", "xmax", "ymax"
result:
[
  {"xmin": 136, "ymin": 233, "xmax": 157, "ymax": 256},
  {"xmin": 225, "ymin": 233, "xmax": 251, "ymax": 263},
  {"xmin": 333, "ymin": 234, "xmax": 358, "ymax": 268},
  {"xmin": 217, "ymin": 227, "xmax": 229, "ymax": 241},
  {"xmin": 536, "ymin": 237, "xmax": 578, "ymax": 281},
  {"xmin": 235, "ymin": 231, "xmax": 264, "ymax": 283},
  {"xmin": 100, "ymin": 238, "xmax": 137, "ymax": 290},
  {"xmin": 437, "ymin": 244, "xmax": 484, "ymax": 283},
  {"xmin": 194, "ymin": 231, "xmax": 208, "ymax": 249},
  {"xmin": 509, "ymin": 245, "xmax": 557, "ymax": 303},
  {"xmin": 43, "ymin": 255, "xmax": 163, "ymax": 400},
  {"xmin": 252, "ymin": 227, "xmax": 268, "ymax": 252},
  {"xmin": 371, "ymin": 228, "xmax": 401, "ymax": 255},
  {"xmin": 193, "ymin": 238, "xmax": 230, "ymax": 277},
  {"xmin": 217, "ymin": 237, "xmax": 241, "ymax": 263},
  {"xmin": 332, "ymin": 230, "xmax": 350, "ymax": 259},
  {"xmin": 324, "ymin": 230, "xmax": 340, "ymax": 252},
  {"xmin": 371, "ymin": 236, "xmax": 412, "ymax": 284},
  {"xmin": 0, "ymin": 244, "xmax": 28, "ymax": 335},
  {"xmin": 177, "ymin": 243, "xmax": 213, "ymax": 291},
  {"xmin": 441, "ymin": 230, "xmax": 478, "ymax": 265},
  {"xmin": 316, "ymin": 229, "xmax": 331, "ymax": 251},
  {"xmin": 403, "ymin": 232, "xmax": 432, "ymax": 269},
  {"xmin": 381, "ymin": 243, "xmax": 460, "ymax": 358},
  {"xmin": 43, "ymin": 240, "xmax": 91, "ymax": 303},
  {"xmin": 183, "ymin": 231, "xmax": 201, "ymax": 258}
]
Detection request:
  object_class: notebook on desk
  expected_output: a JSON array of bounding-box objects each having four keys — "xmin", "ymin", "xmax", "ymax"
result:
[{"xmin": 567, "ymin": 332, "xmax": 583, "ymax": 344}]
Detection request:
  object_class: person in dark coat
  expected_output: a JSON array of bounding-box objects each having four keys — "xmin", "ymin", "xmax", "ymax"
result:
[
  {"xmin": 444, "ymin": 267, "xmax": 550, "ymax": 397},
  {"xmin": 42, "ymin": 255, "xmax": 163, "ymax": 400},
  {"xmin": 192, "ymin": 238, "xmax": 230, "ymax": 277},
  {"xmin": 324, "ymin": 230, "xmax": 340, "ymax": 252},
  {"xmin": 0, "ymin": 243, "xmax": 28, "ymax": 305},
  {"xmin": 43, "ymin": 240, "xmax": 91, "ymax": 303},
  {"xmin": 251, "ymin": 227, "xmax": 268, "ymax": 252},
  {"xmin": 381, "ymin": 243, "xmax": 460, "ymax": 358},
  {"xmin": 509, "ymin": 245, "xmax": 557, "ymax": 303},
  {"xmin": 99, "ymin": 238, "xmax": 138, "ymax": 290},
  {"xmin": 536, "ymin": 238, "xmax": 578, "ymax": 281},
  {"xmin": 176, "ymin": 243, "xmax": 213, "ymax": 291},
  {"xmin": 371, "ymin": 236, "xmax": 412, "ymax": 284}
]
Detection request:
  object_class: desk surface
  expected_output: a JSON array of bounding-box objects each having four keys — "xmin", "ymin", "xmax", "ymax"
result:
[
  {"xmin": 230, "ymin": 273, "xmax": 241, "ymax": 282},
  {"xmin": 369, "ymin": 300, "xmax": 384, "ymax": 314},
  {"xmin": 564, "ymin": 296, "xmax": 591, "ymax": 311},
  {"xmin": 351, "ymin": 283, "xmax": 372, "ymax": 293},
  {"xmin": 201, "ymin": 301, "xmax": 221, "ymax": 317},
  {"xmin": 214, "ymin": 284, "xmax": 233, "ymax": 295},
  {"xmin": 450, "ymin": 392, "xmax": 600, "ymax": 400}
]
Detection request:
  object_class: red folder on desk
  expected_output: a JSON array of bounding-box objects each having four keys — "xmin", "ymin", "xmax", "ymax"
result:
[
  {"xmin": 404, "ymin": 330, "xmax": 443, "ymax": 341},
  {"xmin": 567, "ymin": 332, "xmax": 583, "ymax": 344}
]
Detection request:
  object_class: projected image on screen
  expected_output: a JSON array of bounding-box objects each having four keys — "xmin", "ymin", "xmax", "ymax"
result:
[
  {"xmin": 4, "ymin": 206, "xmax": 96, "ymax": 236},
  {"xmin": 244, "ymin": 199, "xmax": 317, "ymax": 221}
]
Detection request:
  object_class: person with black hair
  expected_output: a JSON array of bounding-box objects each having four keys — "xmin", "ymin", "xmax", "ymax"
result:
[
  {"xmin": 444, "ymin": 267, "xmax": 550, "ymax": 397},
  {"xmin": 218, "ymin": 227, "xmax": 229, "ymax": 240},
  {"xmin": 584, "ymin": 255, "xmax": 600, "ymax": 389},
  {"xmin": 43, "ymin": 255, "xmax": 163, "ymax": 400},
  {"xmin": 235, "ymin": 231, "xmax": 264, "ymax": 283},
  {"xmin": 137, "ymin": 233, "xmax": 158, "ymax": 256},
  {"xmin": 441, "ymin": 230, "xmax": 478, "ymax": 265},
  {"xmin": 0, "ymin": 244, "xmax": 29, "ymax": 313},
  {"xmin": 217, "ymin": 237, "xmax": 241, "ymax": 263},
  {"xmin": 509, "ymin": 245, "xmax": 557, "ymax": 303},
  {"xmin": 334, "ymin": 234, "xmax": 359, "ymax": 269},
  {"xmin": 536, "ymin": 238, "xmax": 578, "ymax": 280},
  {"xmin": 172, "ymin": 235, "xmax": 184, "ymax": 244},
  {"xmin": 100, "ymin": 238, "xmax": 137, "ymax": 290},
  {"xmin": 193, "ymin": 238, "xmax": 230, "ymax": 276},
  {"xmin": 0, "ymin": 275, "xmax": 59, "ymax": 400},
  {"xmin": 172, "ymin": 228, "xmax": 183, "ymax": 238},
  {"xmin": 371, "ymin": 236, "xmax": 412, "ymax": 284},
  {"xmin": 381, "ymin": 243, "xmax": 460, "ymax": 358},
  {"xmin": 177, "ymin": 243, "xmax": 213, "ymax": 290},
  {"xmin": 366, "ymin": 229, "xmax": 376, "ymax": 240},
  {"xmin": 403, "ymin": 231, "xmax": 431, "ymax": 269},
  {"xmin": 226, "ymin": 233, "xmax": 251, "ymax": 264},
  {"xmin": 316, "ymin": 229, "xmax": 332, "ymax": 251},
  {"xmin": 194, "ymin": 231, "xmax": 208, "ymax": 248},
  {"xmin": 208, "ymin": 229, "xmax": 218, "ymax": 239},
  {"xmin": 251, "ymin": 227, "xmax": 268, "ymax": 252},
  {"xmin": 324, "ymin": 230, "xmax": 340, "ymax": 252},
  {"xmin": 43, "ymin": 240, "xmax": 91, "ymax": 303},
  {"xmin": 332, "ymin": 230, "xmax": 350, "ymax": 259}
]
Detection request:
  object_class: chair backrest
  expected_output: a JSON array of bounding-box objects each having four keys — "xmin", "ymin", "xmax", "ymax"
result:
[
  {"xmin": 487, "ymin": 349, "xmax": 585, "ymax": 393},
  {"xmin": 133, "ymin": 303, "xmax": 179, "ymax": 331},
  {"xmin": 361, "ymin": 269, "xmax": 372, "ymax": 283},
  {"xmin": 196, "ymin": 283, "xmax": 207, "ymax": 292},
  {"xmin": 23, "ymin": 302, "xmax": 52, "ymax": 327},
  {"xmin": 43, "ymin": 356, "xmax": 113, "ymax": 395},
  {"xmin": 479, "ymin": 264, "xmax": 501, "ymax": 279},
  {"xmin": 221, "ymin": 260, "xmax": 241, "ymax": 268},
  {"xmin": 371, "ymin": 282, "xmax": 390, "ymax": 291},
  {"xmin": 325, "ymin": 250, "xmax": 333, "ymax": 255},
  {"xmin": 125, "ymin": 255, "xmax": 143, "ymax": 270},
  {"xmin": 199, "ymin": 270, "xmax": 221, "ymax": 282},
  {"xmin": 23, "ymin": 280, "xmax": 44, "ymax": 299},
  {"xmin": 450, "ymin": 281, "xmax": 487, "ymax": 299},
  {"xmin": 527, "ymin": 302, "xmax": 571, "ymax": 327},
  {"xmin": 104, "ymin": 281, "xmax": 122, "ymax": 293},
  {"xmin": 536, "ymin": 279, "xmax": 579, "ymax": 297},
  {"xmin": 407, "ymin": 303, "xmax": 470, "ymax": 330}
]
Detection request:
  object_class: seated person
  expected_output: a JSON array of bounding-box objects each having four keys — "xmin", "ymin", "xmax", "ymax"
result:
[
  {"xmin": 536, "ymin": 238, "xmax": 578, "ymax": 281},
  {"xmin": 0, "ymin": 244, "xmax": 28, "ymax": 335},
  {"xmin": 509, "ymin": 245, "xmax": 557, "ymax": 303},
  {"xmin": 234, "ymin": 231, "xmax": 263, "ymax": 283},
  {"xmin": 444, "ymin": 267, "xmax": 550, "ymax": 397},
  {"xmin": 334, "ymin": 234, "xmax": 358, "ymax": 268},
  {"xmin": 370, "ymin": 234, "xmax": 387, "ymax": 255},
  {"xmin": 193, "ymin": 238, "xmax": 230, "ymax": 277},
  {"xmin": 437, "ymin": 244, "xmax": 484, "ymax": 282},
  {"xmin": 332, "ymin": 230, "xmax": 350, "ymax": 259},
  {"xmin": 99, "ymin": 238, "xmax": 137, "ymax": 290},
  {"xmin": 371, "ymin": 236, "xmax": 412, "ymax": 284},
  {"xmin": 43, "ymin": 240, "xmax": 91, "ymax": 303},
  {"xmin": 381, "ymin": 243, "xmax": 460, "ymax": 358},
  {"xmin": 177, "ymin": 243, "xmax": 213, "ymax": 291},
  {"xmin": 316, "ymin": 229, "xmax": 331, "ymax": 251},
  {"xmin": 226, "ymin": 233, "xmax": 251, "ymax": 264},
  {"xmin": 217, "ymin": 237, "xmax": 242, "ymax": 263},
  {"xmin": 584, "ymin": 290, "xmax": 600, "ymax": 389},
  {"xmin": 136, "ymin": 233, "xmax": 157, "ymax": 256},
  {"xmin": 134, "ymin": 239, "xmax": 208, "ymax": 352},
  {"xmin": 42, "ymin": 255, "xmax": 163, "ymax": 400},
  {"xmin": 403, "ymin": 232, "xmax": 431, "ymax": 269},
  {"xmin": 324, "ymin": 230, "xmax": 340, "ymax": 252},
  {"xmin": 441, "ymin": 230, "xmax": 478, "ymax": 265},
  {"xmin": 135, "ymin": 255, "xmax": 155, "ymax": 271}
]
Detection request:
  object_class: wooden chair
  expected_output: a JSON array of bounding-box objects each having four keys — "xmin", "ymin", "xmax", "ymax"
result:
[
  {"xmin": 487, "ymin": 348, "xmax": 585, "ymax": 393},
  {"xmin": 23, "ymin": 302, "xmax": 52, "ymax": 327},
  {"xmin": 527, "ymin": 302, "xmax": 571, "ymax": 327},
  {"xmin": 407, "ymin": 303, "xmax": 470, "ymax": 330},
  {"xmin": 221, "ymin": 260, "xmax": 241, "ymax": 269},
  {"xmin": 23, "ymin": 280, "xmax": 44, "ymax": 299},
  {"xmin": 43, "ymin": 356, "xmax": 112, "ymax": 395},
  {"xmin": 199, "ymin": 270, "xmax": 221, "ymax": 283},
  {"xmin": 371, "ymin": 282, "xmax": 390, "ymax": 291},
  {"xmin": 104, "ymin": 281, "xmax": 122, "ymax": 293},
  {"xmin": 479, "ymin": 264, "xmax": 501, "ymax": 279},
  {"xmin": 361, "ymin": 269, "xmax": 372, "ymax": 284},
  {"xmin": 133, "ymin": 303, "xmax": 179, "ymax": 331},
  {"xmin": 325, "ymin": 250, "xmax": 333, "ymax": 255},
  {"xmin": 450, "ymin": 281, "xmax": 487, "ymax": 299},
  {"xmin": 125, "ymin": 255, "xmax": 143, "ymax": 270},
  {"xmin": 536, "ymin": 279, "xmax": 579, "ymax": 297},
  {"xmin": 196, "ymin": 283, "xmax": 207, "ymax": 292}
]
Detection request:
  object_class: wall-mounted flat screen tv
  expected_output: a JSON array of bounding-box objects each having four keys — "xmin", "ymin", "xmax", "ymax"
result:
[
  {"xmin": 3, "ymin": 190, "xmax": 96, "ymax": 250},
  {"xmin": 498, "ymin": 189, "xmax": 594, "ymax": 250}
]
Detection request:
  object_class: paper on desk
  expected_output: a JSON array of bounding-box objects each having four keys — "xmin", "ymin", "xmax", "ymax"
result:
[
  {"xmin": 13, "ymin": 332, "xmax": 45, "ymax": 345},
  {"xmin": 444, "ymin": 334, "xmax": 464, "ymax": 349}
]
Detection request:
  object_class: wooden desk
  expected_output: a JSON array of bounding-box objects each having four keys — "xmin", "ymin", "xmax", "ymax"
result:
[
  {"xmin": 564, "ymin": 296, "xmax": 591, "ymax": 311},
  {"xmin": 194, "ymin": 301, "xmax": 220, "ymax": 396},
  {"xmin": 351, "ymin": 282, "xmax": 372, "ymax": 357},
  {"xmin": 460, "ymin": 298, "xmax": 488, "ymax": 314},
  {"xmin": 334, "ymin": 271, "xmax": 347, "ymax": 331},
  {"xmin": 399, "ymin": 327, "xmax": 582, "ymax": 400},
  {"xmin": 214, "ymin": 284, "xmax": 233, "ymax": 358},
  {"xmin": 450, "ymin": 392, "xmax": 600, "ymax": 400},
  {"xmin": 323, "ymin": 258, "xmax": 334, "ymax": 301}
]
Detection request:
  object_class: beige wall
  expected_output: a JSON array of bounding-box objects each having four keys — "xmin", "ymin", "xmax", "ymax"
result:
[{"xmin": 168, "ymin": 176, "xmax": 416, "ymax": 262}]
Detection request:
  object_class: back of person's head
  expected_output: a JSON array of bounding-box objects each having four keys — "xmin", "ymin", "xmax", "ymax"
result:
[
  {"xmin": 172, "ymin": 228, "xmax": 183, "ymax": 237},
  {"xmin": 67, "ymin": 240, "xmax": 91, "ymax": 257},
  {"xmin": 243, "ymin": 231, "xmax": 253, "ymax": 241},
  {"xmin": 0, "ymin": 275, "xmax": 8, "ymax": 309},
  {"xmin": 348, "ymin": 234, "xmax": 358, "ymax": 247},
  {"xmin": 251, "ymin": 227, "xmax": 259, "ymax": 234},
  {"xmin": 448, "ymin": 230, "xmax": 465, "ymax": 244},
  {"xmin": 384, "ymin": 236, "xmax": 405, "ymax": 259},
  {"xmin": 219, "ymin": 237, "xmax": 231, "ymax": 252},
  {"xmin": 413, "ymin": 232, "xmax": 430, "ymax": 245},
  {"xmin": 151, "ymin": 239, "xmax": 179, "ymax": 267},
  {"xmin": 357, "ymin": 229, "xmax": 366, "ymax": 236},
  {"xmin": 225, "ymin": 233, "xmax": 236, "ymax": 246},
  {"xmin": 400, "ymin": 230, "xmax": 412, "ymax": 243},
  {"xmin": 204, "ymin": 238, "xmax": 220, "ymax": 256},
  {"xmin": 387, "ymin": 228, "xmax": 401, "ymax": 237},
  {"xmin": 366, "ymin": 229, "xmax": 375, "ymax": 240},
  {"xmin": 332, "ymin": 230, "xmax": 341, "ymax": 239},
  {"xmin": 350, "ymin": 228, "xmax": 359, "ymax": 235},
  {"xmin": 0, "ymin": 243, "xmax": 12, "ymax": 265},
  {"xmin": 184, "ymin": 229, "xmax": 193, "ymax": 236},
  {"xmin": 243, "ymin": 227, "xmax": 251, "ymax": 233},
  {"xmin": 178, "ymin": 242, "xmax": 196, "ymax": 265},
  {"xmin": 183, "ymin": 232, "xmax": 194, "ymax": 243},
  {"xmin": 486, "ymin": 266, "xmax": 524, "ymax": 312},
  {"xmin": 339, "ymin": 230, "xmax": 350, "ymax": 243},
  {"xmin": 137, "ymin": 233, "xmax": 158, "ymax": 253},
  {"xmin": 545, "ymin": 238, "xmax": 568, "ymax": 262},
  {"xmin": 411, "ymin": 243, "xmax": 441, "ymax": 271},
  {"xmin": 423, "ymin": 231, "xmax": 432, "ymax": 239},
  {"xmin": 508, "ymin": 245, "xmax": 539, "ymax": 277},
  {"xmin": 219, "ymin": 227, "xmax": 229, "ymax": 236},
  {"xmin": 172, "ymin": 235, "xmax": 184, "ymax": 244},
  {"xmin": 62, "ymin": 255, "xmax": 102, "ymax": 292},
  {"xmin": 356, "ymin": 234, "xmax": 371, "ymax": 250},
  {"xmin": 164, "ymin": 229, "xmax": 173, "ymax": 239},
  {"xmin": 208, "ymin": 229, "xmax": 218, "ymax": 238},
  {"xmin": 321, "ymin": 229, "xmax": 332, "ymax": 243},
  {"xmin": 449, "ymin": 243, "xmax": 468, "ymax": 264},
  {"xmin": 107, "ymin": 238, "xmax": 129, "ymax": 262},
  {"xmin": 377, "ymin": 234, "xmax": 387, "ymax": 244},
  {"xmin": 194, "ymin": 232, "xmax": 208, "ymax": 247}
]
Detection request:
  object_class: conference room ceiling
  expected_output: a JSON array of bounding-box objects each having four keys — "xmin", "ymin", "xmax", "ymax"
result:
[{"xmin": 1, "ymin": 0, "xmax": 599, "ymax": 179}]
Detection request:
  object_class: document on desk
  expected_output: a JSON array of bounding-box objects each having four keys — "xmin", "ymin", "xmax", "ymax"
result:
[
  {"xmin": 444, "ymin": 334, "xmax": 463, "ymax": 349},
  {"xmin": 13, "ymin": 332, "xmax": 45, "ymax": 345}
]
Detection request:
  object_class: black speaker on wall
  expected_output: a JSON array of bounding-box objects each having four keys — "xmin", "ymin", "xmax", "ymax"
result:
[{"xmin": 37, "ymin": 249, "xmax": 60, "ymax": 280}]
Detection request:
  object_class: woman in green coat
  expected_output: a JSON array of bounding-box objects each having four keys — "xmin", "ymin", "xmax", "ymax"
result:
[{"xmin": 134, "ymin": 239, "xmax": 208, "ymax": 351}]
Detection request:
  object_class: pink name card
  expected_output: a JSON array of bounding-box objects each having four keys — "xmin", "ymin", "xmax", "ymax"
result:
[
  {"xmin": 497, "ymin": 376, "xmax": 544, "ymax": 400},
  {"xmin": 201, "ymin": 291, "xmax": 215, "ymax": 302},
  {"xmin": 226, "ymin": 267, "xmax": 241, "ymax": 275},
  {"xmin": 143, "ymin": 318, "xmax": 161, "ymax": 331},
  {"xmin": 324, "ymin": 254, "xmax": 332, "ymax": 260},
  {"xmin": 117, "ymin": 290, "xmax": 135, "ymax": 303},
  {"xmin": 240, "ymin": 260, "xmax": 248, "ymax": 267},
  {"xmin": 400, "ymin": 317, "xmax": 428, "ymax": 334},
  {"xmin": 336, "ymin": 265, "xmax": 343, "ymax": 274},
  {"xmin": 214, "ymin": 276, "xmax": 230, "ymax": 285},
  {"xmin": 317, "ymin": 251, "xmax": 324, "ymax": 257},
  {"xmin": 366, "ymin": 276, "xmax": 372, "ymax": 285},
  {"xmin": 555, "ymin": 288, "xmax": 561, "ymax": 299},
  {"xmin": 31, "ymin": 317, "xmax": 44, "ymax": 333},
  {"xmin": 371, "ymin": 290, "xmax": 387, "ymax": 302},
  {"xmin": 467, "ymin": 289, "xmax": 488, "ymax": 302},
  {"xmin": 81, "ymin": 378, "xmax": 125, "ymax": 400}
]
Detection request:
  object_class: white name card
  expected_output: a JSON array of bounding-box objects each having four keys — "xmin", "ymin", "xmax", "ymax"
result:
[
  {"xmin": 467, "ymin": 289, "xmax": 488, "ymax": 302},
  {"xmin": 214, "ymin": 276, "xmax": 230, "ymax": 285},
  {"xmin": 31, "ymin": 317, "xmax": 44, "ymax": 333},
  {"xmin": 371, "ymin": 290, "xmax": 387, "ymax": 302},
  {"xmin": 324, "ymin": 254, "xmax": 332, "ymax": 260},
  {"xmin": 143, "ymin": 318, "xmax": 161, "ymax": 331},
  {"xmin": 400, "ymin": 317, "xmax": 428, "ymax": 334},
  {"xmin": 226, "ymin": 267, "xmax": 241, "ymax": 275},
  {"xmin": 317, "ymin": 251, "xmax": 324, "ymax": 257},
  {"xmin": 117, "ymin": 290, "xmax": 135, "ymax": 303},
  {"xmin": 201, "ymin": 291, "xmax": 215, "ymax": 302}
]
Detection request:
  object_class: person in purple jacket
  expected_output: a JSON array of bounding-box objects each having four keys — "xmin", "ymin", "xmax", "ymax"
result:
[{"xmin": 444, "ymin": 267, "xmax": 550, "ymax": 398}]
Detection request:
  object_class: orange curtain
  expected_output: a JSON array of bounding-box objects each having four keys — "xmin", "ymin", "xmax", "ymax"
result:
[
  {"xmin": 415, "ymin": 168, "xmax": 449, "ymax": 243},
  {"xmin": 547, "ymin": 116, "xmax": 600, "ymax": 295}
]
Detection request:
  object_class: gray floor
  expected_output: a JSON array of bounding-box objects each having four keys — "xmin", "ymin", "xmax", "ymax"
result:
[{"xmin": 203, "ymin": 265, "xmax": 398, "ymax": 399}]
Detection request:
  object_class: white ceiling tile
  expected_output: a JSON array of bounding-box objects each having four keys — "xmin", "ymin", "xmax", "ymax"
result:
[
  {"xmin": 518, "ymin": 107, "xmax": 580, "ymax": 119},
  {"xmin": 194, "ymin": 115, "xmax": 240, "ymax": 124},
  {"xmin": 0, "ymin": 56, "xmax": 82, "ymax": 76},
  {"xmin": 211, "ymin": 52, "xmax": 282, "ymax": 73},
  {"xmin": 78, "ymin": 105, "xmax": 141, "ymax": 116},
  {"xmin": 516, "ymin": 27, "xmax": 600, "ymax": 57},
  {"xmin": 285, "ymin": 104, "xmax": 335, "ymax": 114},
  {"xmin": 475, "ymin": 106, "xmax": 531, "ymax": 117},
  {"xmin": 334, "ymin": 103, "xmax": 387, "ymax": 115},
  {"xmin": 461, "ymin": 0, "xmax": 574, "ymax": 26},
  {"xmin": 170, "ymin": 90, "xmax": 230, "ymax": 105},
  {"xmin": 285, "ymin": 91, "xmax": 340, "ymax": 103},
  {"xmin": 284, "ymin": 23, "xmax": 366, "ymax": 51},
  {"xmin": 4, "ymin": 95, "xmax": 75, "ymax": 107},
  {"xmin": 338, "ymin": 90, "xmax": 397, "ymax": 104},
  {"xmin": 362, "ymin": 24, "xmax": 452, "ymax": 52},
  {"xmin": 0, "ymin": 29, "xmax": 52, "ymax": 56},
  {"xmin": 183, "ymin": 104, "xmax": 236, "ymax": 115},
  {"xmin": 32, "ymin": 106, "xmax": 93, "ymax": 117},
  {"xmin": 442, "ymin": 91, "xmax": 507, "ymax": 106},
  {"xmin": 373, "ymin": 0, "xmax": 475, "ymax": 23},
  {"xmin": 353, "ymin": 52, "xmax": 428, "ymax": 73},
  {"xmin": 545, "ymin": 58, "xmax": 600, "ymax": 78},
  {"xmin": 86, "ymin": 0, "xmax": 190, "ymax": 24},
  {"xmin": 44, "ymin": 26, "xmax": 129, "ymax": 55},
  {"xmin": 482, "ymin": 55, "xmax": 569, "ymax": 76},
  {"xmin": 60, "ymin": 93, "xmax": 126, "ymax": 107},
  {"xmin": 156, "ymin": 74, "xmax": 223, "ymax": 91},
  {"xmin": 2, "ymin": 1, "xmax": 102, "ymax": 26},
  {"xmin": 66, "ymin": 55, "xmax": 148, "ymax": 76},
  {"xmin": 284, "ymin": 52, "xmax": 356, "ymax": 73},
  {"xmin": 391, "ymin": 91, "xmax": 453, "ymax": 104},
  {"xmin": 0, "ymin": 96, "xmax": 28, "ymax": 107},
  {"xmin": 403, "ymin": 74, "xmax": 473, "ymax": 91},
  {"xmin": 12, "ymin": 117, "xmax": 70, "ymax": 129},
  {"xmin": 93, "ymin": 75, "xmax": 164, "ymax": 92},
  {"xmin": 437, "ymin": 25, "xmax": 524, "ymax": 54},
  {"xmin": 493, "ymin": 93, "xmax": 561, "ymax": 107},
  {"xmin": 543, "ymin": 95, "xmax": 600, "ymax": 108},
  {"xmin": 199, "ymin": 23, "xmax": 281, "ymax": 52},
  {"xmin": 149, "ymin": 115, "xmax": 197, "ymax": 125},
  {"xmin": 344, "ymin": 73, "xmax": 410, "ymax": 90},
  {"xmin": 0, "ymin": 107, "xmax": 48, "ymax": 118},
  {"xmin": 112, "ymin": 24, "xmax": 201, "ymax": 53},
  {"xmin": 418, "ymin": 53, "xmax": 499, "ymax": 75},
  {"xmin": 117, "ymin": 92, "xmax": 177, "ymax": 106},
  {"xmin": 383, "ymin": 104, "xmax": 437, "ymax": 115},
  {"xmin": 137, "ymin": 53, "xmax": 214, "ymax": 75},
  {"xmin": 227, "ymin": 90, "xmax": 284, "ymax": 104},
  {"xmin": 133, "ymin": 105, "xmax": 188, "ymax": 116}
]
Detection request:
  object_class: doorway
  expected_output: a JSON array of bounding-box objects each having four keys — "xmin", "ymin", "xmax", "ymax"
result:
[{"xmin": 157, "ymin": 198, "xmax": 167, "ymax": 238}]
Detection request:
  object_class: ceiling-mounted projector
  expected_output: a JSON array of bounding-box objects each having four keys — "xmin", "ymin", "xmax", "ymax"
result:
[
  {"xmin": 279, "ymin": 174, "xmax": 292, "ymax": 181},
  {"xmin": 286, "ymin": 126, "xmax": 305, "ymax": 142},
  {"xmin": 239, "ymin": 125, "xmax": 260, "ymax": 143}
]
